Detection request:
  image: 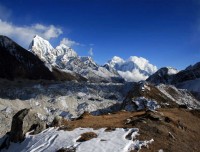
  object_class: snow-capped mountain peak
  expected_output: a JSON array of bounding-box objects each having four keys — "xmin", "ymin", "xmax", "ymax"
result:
[
  {"xmin": 127, "ymin": 56, "xmax": 157, "ymax": 74},
  {"xmin": 29, "ymin": 35, "xmax": 79, "ymax": 67},
  {"xmin": 29, "ymin": 35, "xmax": 55, "ymax": 64},
  {"xmin": 108, "ymin": 56, "xmax": 124, "ymax": 67},
  {"xmin": 55, "ymin": 44, "xmax": 78, "ymax": 58},
  {"xmin": 165, "ymin": 67, "xmax": 179, "ymax": 75},
  {"xmin": 106, "ymin": 56, "xmax": 157, "ymax": 82}
]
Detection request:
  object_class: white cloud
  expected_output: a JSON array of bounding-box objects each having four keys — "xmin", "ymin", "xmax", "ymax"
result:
[
  {"xmin": 88, "ymin": 48, "xmax": 93, "ymax": 56},
  {"xmin": 0, "ymin": 20, "xmax": 63, "ymax": 48},
  {"xmin": 109, "ymin": 55, "xmax": 158, "ymax": 82},
  {"xmin": 128, "ymin": 56, "xmax": 157, "ymax": 74},
  {"xmin": 60, "ymin": 38, "xmax": 80, "ymax": 47},
  {"xmin": 118, "ymin": 69, "xmax": 148, "ymax": 82}
]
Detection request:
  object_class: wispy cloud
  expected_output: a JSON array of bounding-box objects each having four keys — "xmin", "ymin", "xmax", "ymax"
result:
[
  {"xmin": 0, "ymin": 4, "xmax": 11, "ymax": 20},
  {"xmin": 0, "ymin": 20, "xmax": 63, "ymax": 48},
  {"xmin": 60, "ymin": 38, "xmax": 80, "ymax": 47},
  {"xmin": 89, "ymin": 43, "xmax": 94, "ymax": 46},
  {"xmin": 88, "ymin": 48, "xmax": 93, "ymax": 56}
]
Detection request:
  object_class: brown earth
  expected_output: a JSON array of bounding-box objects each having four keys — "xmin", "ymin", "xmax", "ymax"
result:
[{"xmin": 59, "ymin": 108, "xmax": 200, "ymax": 152}]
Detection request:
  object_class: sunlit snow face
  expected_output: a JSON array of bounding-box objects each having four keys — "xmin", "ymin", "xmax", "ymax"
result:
[{"xmin": 108, "ymin": 56, "xmax": 157, "ymax": 82}]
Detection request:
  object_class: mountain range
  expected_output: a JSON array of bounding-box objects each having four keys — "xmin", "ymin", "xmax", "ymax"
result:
[
  {"xmin": 0, "ymin": 34, "xmax": 161, "ymax": 83},
  {"xmin": 1, "ymin": 34, "xmax": 200, "ymax": 90}
]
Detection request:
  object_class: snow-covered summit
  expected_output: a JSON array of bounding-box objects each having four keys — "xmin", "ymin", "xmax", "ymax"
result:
[
  {"xmin": 29, "ymin": 35, "xmax": 78, "ymax": 67},
  {"xmin": 108, "ymin": 56, "xmax": 124, "ymax": 67},
  {"xmin": 55, "ymin": 44, "xmax": 77, "ymax": 58},
  {"xmin": 29, "ymin": 35, "xmax": 55, "ymax": 64},
  {"xmin": 107, "ymin": 56, "xmax": 157, "ymax": 82}
]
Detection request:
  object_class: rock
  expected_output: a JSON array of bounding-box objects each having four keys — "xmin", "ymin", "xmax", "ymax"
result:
[
  {"xmin": 51, "ymin": 116, "xmax": 63, "ymax": 127},
  {"xmin": 76, "ymin": 132, "xmax": 97, "ymax": 142},
  {"xmin": 9, "ymin": 108, "xmax": 46, "ymax": 142},
  {"xmin": 57, "ymin": 146, "xmax": 76, "ymax": 152}
]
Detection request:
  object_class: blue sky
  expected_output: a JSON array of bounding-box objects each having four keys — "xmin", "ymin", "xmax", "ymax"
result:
[{"xmin": 0, "ymin": 0, "xmax": 200, "ymax": 70}]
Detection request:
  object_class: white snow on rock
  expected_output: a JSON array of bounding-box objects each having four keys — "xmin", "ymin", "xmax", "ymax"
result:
[
  {"xmin": 3, "ymin": 127, "xmax": 153, "ymax": 152},
  {"xmin": 29, "ymin": 35, "xmax": 55, "ymax": 64},
  {"xmin": 29, "ymin": 35, "xmax": 122, "ymax": 82},
  {"xmin": 166, "ymin": 67, "xmax": 178, "ymax": 75},
  {"xmin": 107, "ymin": 56, "xmax": 157, "ymax": 82},
  {"xmin": 157, "ymin": 84, "xmax": 200, "ymax": 109},
  {"xmin": 125, "ymin": 97, "xmax": 160, "ymax": 111},
  {"xmin": 29, "ymin": 35, "xmax": 78, "ymax": 68},
  {"xmin": 134, "ymin": 97, "xmax": 160, "ymax": 111}
]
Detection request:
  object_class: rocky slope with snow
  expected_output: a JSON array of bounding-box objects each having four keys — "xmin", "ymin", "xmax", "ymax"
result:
[
  {"xmin": 147, "ymin": 62, "xmax": 200, "ymax": 86},
  {"xmin": 146, "ymin": 67, "xmax": 178, "ymax": 85},
  {"xmin": 147, "ymin": 62, "xmax": 200, "ymax": 100},
  {"xmin": 106, "ymin": 56, "xmax": 158, "ymax": 82}
]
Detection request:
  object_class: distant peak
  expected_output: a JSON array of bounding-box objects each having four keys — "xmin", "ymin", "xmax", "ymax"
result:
[
  {"xmin": 56, "ymin": 43, "xmax": 70, "ymax": 49},
  {"xmin": 33, "ymin": 35, "xmax": 47, "ymax": 41},
  {"xmin": 157, "ymin": 67, "xmax": 178, "ymax": 75},
  {"xmin": 110, "ymin": 56, "xmax": 124, "ymax": 64},
  {"xmin": 33, "ymin": 35, "xmax": 41, "ymax": 39},
  {"xmin": 112, "ymin": 56, "xmax": 123, "ymax": 61}
]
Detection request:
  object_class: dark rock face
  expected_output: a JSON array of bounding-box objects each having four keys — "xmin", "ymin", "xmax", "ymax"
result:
[
  {"xmin": 146, "ymin": 67, "xmax": 175, "ymax": 85},
  {"xmin": 10, "ymin": 108, "xmax": 46, "ymax": 142},
  {"xmin": 172, "ymin": 62, "xmax": 200, "ymax": 84},
  {"xmin": 0, "ymin": 35, "xmax": 86, "ymax": 81},
  {"xmin": 0, "ymin": 35, "xmax": 55, "ymax": 80},
  {"xmin": 147, "ymin": 63, "xmax": 200, "ymax": 85}
]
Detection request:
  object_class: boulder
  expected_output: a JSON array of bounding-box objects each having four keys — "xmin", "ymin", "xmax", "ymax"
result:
[{"xmin": 9, "ymin": 108, "xmax": 46, "ymax": 142}]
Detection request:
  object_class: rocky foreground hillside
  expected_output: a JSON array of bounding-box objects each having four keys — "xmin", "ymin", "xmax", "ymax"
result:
[{"xmin": 0, "ymin": 79, "xmax": 200, "ymax": 152}]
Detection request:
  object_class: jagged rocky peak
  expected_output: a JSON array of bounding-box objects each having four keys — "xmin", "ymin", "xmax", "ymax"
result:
[
  {"xmin": 0, "ymin": 35, "xmax": 14, "ymax": 47},
  {"xmin": 80, "ymin": 56, "xmax": 98, "ymax": 67},
  {"xmin": 155, "ymin": 67, "xmax": 178, "ymax": 76},
  {"xmin": 146, "ymin": 67, "xmax": 178, "ymax": 85},
  {"xmin": 185, "ymin": 62, "xmax": 200, "ymax": 71},
  {"xmin": 29, "ymin": 35, "xmax": 78, "ymax": 66},
  {"xmin": 29, "ymin": 35, "xmax": 55, "ymax": 64}
]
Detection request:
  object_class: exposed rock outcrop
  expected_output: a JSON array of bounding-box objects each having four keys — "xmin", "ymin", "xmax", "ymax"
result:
[
  {"xmin": 0, "ymin": 108, "xmax": 46, "ymax": 150},
  {"xmin": 10, "ymin": 108, "xmax": 46, "ymax": 142}
]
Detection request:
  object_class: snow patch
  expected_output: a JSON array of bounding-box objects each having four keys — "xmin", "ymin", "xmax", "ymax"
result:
[{"xmin": 3, "ymin": 127, "xmax": 153, "ymax": 152}]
